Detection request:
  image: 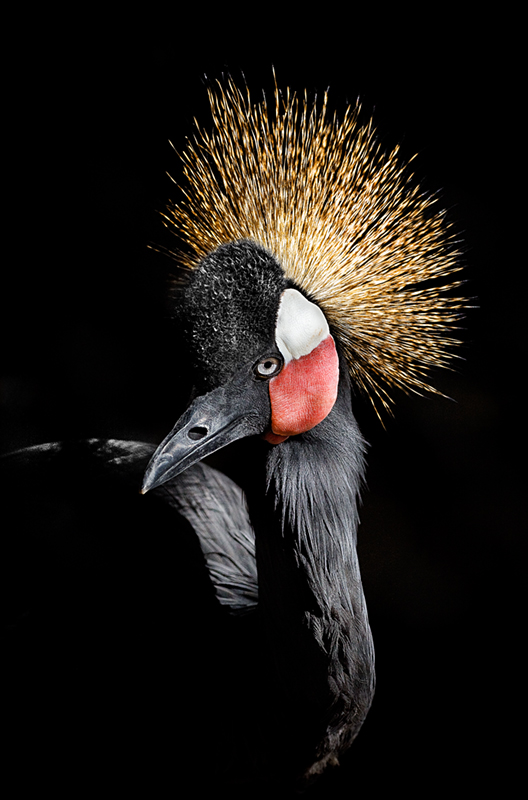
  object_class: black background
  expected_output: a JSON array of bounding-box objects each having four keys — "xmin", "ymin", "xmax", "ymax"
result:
[{"xmin": 2, "ymin": 16, "xmax": 522, "ymax": 797}]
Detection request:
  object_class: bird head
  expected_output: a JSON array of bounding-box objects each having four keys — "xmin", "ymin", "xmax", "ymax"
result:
[
  {"xmin": 141, "ymin": 76, "xmax": 465, "ymax": 493},
  {"xmin": 141, "ymin": 239, "xmax": 341, "ymax": 492}
]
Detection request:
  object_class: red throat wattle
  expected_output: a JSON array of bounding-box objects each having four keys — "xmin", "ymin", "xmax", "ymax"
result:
[{"xmin": 264, "ymin": 335, "xmax": 339, "ymax": 442}]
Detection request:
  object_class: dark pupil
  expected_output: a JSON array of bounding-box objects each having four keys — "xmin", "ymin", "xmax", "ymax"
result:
[{"xmin": 263, "ymin": 361, "xmax": 273, "ymax": 370}]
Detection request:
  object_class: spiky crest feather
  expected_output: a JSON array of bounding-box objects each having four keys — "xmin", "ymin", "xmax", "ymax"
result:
[{"xmin": 161, "ymin": 76, "xmax": 464, "ymax": 417}]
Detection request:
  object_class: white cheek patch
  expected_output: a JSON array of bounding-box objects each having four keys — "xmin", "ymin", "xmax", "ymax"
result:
[{"xmin": 275, "ymin": 288, "xmax": 330, "ymax": 364}]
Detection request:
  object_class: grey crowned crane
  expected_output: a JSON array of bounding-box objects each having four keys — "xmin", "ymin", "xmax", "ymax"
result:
[{"xmin": 3, "ymin": 79, "xmax": 463, "ymax": 794}]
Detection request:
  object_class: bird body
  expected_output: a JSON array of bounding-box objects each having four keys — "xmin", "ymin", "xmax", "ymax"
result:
[
  {"xmin": 2, "ymin": 425, "xmax": 369, "ymax": 789},
  {"xmin": 138, "ymin": 237, "xmax": 376, "ymax": 783},
  {"xmin": 3, "ymin": 77, "xmax": 464, "ymax": 792}
]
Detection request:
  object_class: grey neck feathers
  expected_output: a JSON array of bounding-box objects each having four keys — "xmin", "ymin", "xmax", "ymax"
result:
[
  {"xmin": 263, "ymin": 368, "xmax": 367, "ymax": 613},
  {"xmin": 253, "ymin": 373, "xmax": 375, "ymax": 773},
  {"xmin": 267, "ymin": 405, "xmax": 366, "ymax": 586}
]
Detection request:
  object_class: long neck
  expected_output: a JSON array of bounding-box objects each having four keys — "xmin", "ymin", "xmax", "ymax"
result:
[{"xmin": 251, "ymin": 372, "xmax": 375, "ymax": 776}]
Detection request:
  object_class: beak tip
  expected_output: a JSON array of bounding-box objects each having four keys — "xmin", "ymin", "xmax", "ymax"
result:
[
  {"xmin": 140, "ymin": 468, "xmax": 157, "ymax": 495},
  {"xmin": 141, "ymin": 453, "xmax": 174, "ymax": 495}
]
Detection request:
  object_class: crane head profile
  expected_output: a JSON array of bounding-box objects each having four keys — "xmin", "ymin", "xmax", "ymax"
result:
[
  {"xmin": 142, "ymin": 239, "xmax": 340, "ymax": 492},
  {"xmin": 142, "ymin": 75, "xmax": 464, "ymax": 492}
]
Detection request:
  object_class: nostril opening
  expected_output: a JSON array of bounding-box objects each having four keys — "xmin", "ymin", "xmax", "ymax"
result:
[{"xmin": 188, "ymin": 426, "xmax": 208, "ymax": 441}]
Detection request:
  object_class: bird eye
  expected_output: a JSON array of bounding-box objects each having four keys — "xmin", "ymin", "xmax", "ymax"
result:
[{"xmin": 255, "ymin": 355, "xmax": 283, "ymax": 379}]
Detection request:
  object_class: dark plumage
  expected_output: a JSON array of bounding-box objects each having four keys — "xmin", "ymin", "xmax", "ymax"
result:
[
  {"xmin": 180, "ymin": 240, "xmax": 288, "ymax": 391},
  {"xmin": 3, "ymin": 77, "xmax": 463, "ymax": 795},
  {"xmin": 139, "ymin": 239, "xmax": 374, "ymax": 784}
]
